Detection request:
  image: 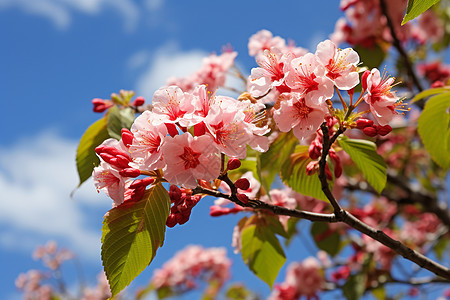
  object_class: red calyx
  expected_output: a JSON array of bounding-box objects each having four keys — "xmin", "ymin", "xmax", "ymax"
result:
[
  {"xmin": 133, "ymin": 96, "xmax": 145, "ymax": 107},
  {"xmin": 376, "ymin": 125, "xmax": 392, "ymax": 136},
  {"xmin": 362, "ymin": 126, "xmax": 377, "ymax": 137},
  {"xmin": 235, "ymin": 178, "xmax": 250, "ymax": 190},
  {"xmin": 227, "ymin": 158, "xmax": 241, "ymax": 171}
]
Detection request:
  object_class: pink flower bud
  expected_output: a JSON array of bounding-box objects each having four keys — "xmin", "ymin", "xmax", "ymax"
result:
[
  {"xmin": 236, "ymin": 193, "xmax": 249, "ymax": 204},
  {"xmin": 210, "ymin": 206, "xmax": 230, "ymax": 217},
  {"xmin": 376, "ymin": 124, "xmax": 392, "ymax": 136},
  {"xmin": 129, "ymin": 177, "xmax": 155, "ymax": 188},
  {"xmin": 169, "ymin": 185, "xmax": 182, "ymax": 203},
  {"xmin": 92, "ymin": 98, "xmax": 105, "ymax": 105},
  {"xmin": 133, "ymin": 96, "xmax": 145, "ymax": 107},
  {"xmin": 431, "ymin": 81, "xmax": 445, "ymax": 88},
  {"xmin": 356, "ymin": 118, "xmax": 374, "ymax": 129},
  {"xmin": 93, "ymin": 104, "xmax": 108, "ymax": 113},
  {"xmin": 121, "ymin": 128, "xmax": 134, "ymax": 147},
  {"xmin": 95, "ymin": 145, "xmax": 106, "ymax": 155},
  {"xmin": 362, "ymin": 126, "xmax": 377, "ymax": 137},
  {"xmin": 115, "ymin": 155, "xmax": 131, "ymax": 169},
  {"xmin": 235, "ymin": 178, "xmax": 250, "ymax": 190},
  {"xmin": 119, "ymin": 168, "xmax": 141, "ymax": 178},
  {"xmin": 166, "ymin": 214, "xmax": 177, "ymax": 228},
  {"xmin": 308, "ymin": 141, "xmax": 322, "ymax": 159},
  {"xmin": 99, "ymin": 153, "xmax": 114, "ymax": 164},
  {"xmin": 227, "ymin": 158, "xmax": 241, "ymax": 170},
  {"xmin": 361, "ymin": 70, "xmax": 371, "ymax": 91}
]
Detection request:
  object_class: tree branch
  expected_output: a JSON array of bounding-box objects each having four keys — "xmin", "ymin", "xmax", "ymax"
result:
[
  {"xmin": 379, "ymin": 0, "xmax": 424, "ymax": 106},
  {"xmin": 318, "ymin": 124, "xmax": 450, "ymax": 280}
]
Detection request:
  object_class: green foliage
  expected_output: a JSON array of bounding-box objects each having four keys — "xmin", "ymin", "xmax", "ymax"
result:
[
  {"xmin": 402, "ymin": 0, "xmax": 441, "ymax": 25},
  {"xmin": 310, "ymin": 222, "xmax": 341, "ymax": 257},
  {"xmin": 107, "ymin": 106, "xmax": 135, "ymax": 140},
  {"xmin": 343, "ymin": 273, "xmax": 367, "ymax": 300},
  {"xmin": 75, "ymin": 117, "xmax": 110, "ymax": 187},
  {"xmin": 338, "ymin": 136, "xmax": 387, "ymax": 193},
  {"xmin": 354, "ymin": 44, "xmax": 386, "ymax": 69},
  {"xmin": 418, "ymin": 92, "xmax": 450, "ymax": 169},
  {"xmin": 411, "ymin": 87, "xmax": 450, "ymax": 103},
  {"xmin": 259, "ymin": 131, "xmax": 298, "ymax": 190},
  {"xmin": 225, "ymin": 284, "xmax": 253, "ymax": 300},
  {"xmin": 240, "ymin": 216, "xmax": 286, "ymax": 288},
  {"xmin": 101, "ymin": 183, "xmax": 171, "ymax": 297},
  {"xmin": 280, "ymin": 145, "xmax": 330, "ymax": 201}
]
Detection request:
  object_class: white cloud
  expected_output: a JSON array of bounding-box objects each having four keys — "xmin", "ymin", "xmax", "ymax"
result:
[
  {"xmin": 134, "ymin": 42, "xmax": 208, "ymax": 100},
  {"xmin": 0, "ymin": 130, "xmax": 111, "ymax": 259},
  {"xmin": 0, "ymin": 0, "xmax": 139, "ymax": 31}
]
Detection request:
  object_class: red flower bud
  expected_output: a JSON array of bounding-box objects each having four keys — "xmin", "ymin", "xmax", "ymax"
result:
[
  {"xmin": 165, "ymin": 123, "xmax": 178, "ymax": 137},
  {"xmin": 361, "ymin": 70, "xmax": 371, "ymax": 91},
  {"xmin": 129, "ymin": 177, "xmax": 155, "ymax": 189},
  {"xmin": 169, "ymin": 185, "xmax": 182, "ymax": 202},
  {"xmin": 362, "ymin": 126, "xmax": 377, "ymax": 137},
  {"xmin": 308, "ymin": 141, "xmax": 322, "ymax": 159},
  {"xmin": 93, "ymin": 104, "xmax": 108, "ymax": 113},
  {"xmin": 119, "ymin": 168, "xmax": 141, "ymax": 178},
  {"xmin": 356, "ymin": 118, "xmax": 374, "ymax": 129},
  {"xmin": 133, "ymin": 96, "xmax": 145, "ymax": 107},
  {"xmin": 376, "ymin": 124, "xmax": 392, "ymax": 136},
  {"xmin": 166, "ymin": 214, "xmax": 177, "ymax": 228},
  {"xmin": 121, "ymin": 128, "xmax": 134, "ymax": 147},
  {"xmin": 194, "ymin": 122, "xmax": 206, "ymax": 136},
  {"xmin": 115, "ymin": 155, "xmax": 131, "ymax": 169},
  {"xmin": 431, "ymin": 81, "xmax": 445, "ymax": 88},
  {"xmin": 235, "ymin": 178, "xmax": 250, "ymax": 190},
  {"xmin": 99, "ymin": 153, "xmax": 114, "ymax": 164},
  {"xmin": 236, "ymin": 193, "xmax": 249, "ymax": 204},
  {"xmin": 227, "ymin": 158, "xmax": 241, "ymax": 170}
]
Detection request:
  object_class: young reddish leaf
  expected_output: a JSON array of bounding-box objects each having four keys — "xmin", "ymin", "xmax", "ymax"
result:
[{"xmin": 101, "ymin": 183, "xmax": 171, "ymax": 297}]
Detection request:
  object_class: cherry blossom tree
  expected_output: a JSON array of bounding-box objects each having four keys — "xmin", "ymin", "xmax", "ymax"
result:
[{"xmin": 17, "ymin": 0, "xmax": 450, "ymax": 299}]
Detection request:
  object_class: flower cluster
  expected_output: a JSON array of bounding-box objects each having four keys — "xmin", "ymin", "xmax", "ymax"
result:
[
  {"xmin": 93, "ymin": 84, "xmax": 269, "ymax": 207},
  {"xmin": 269, "ymin": 257, "xmax": 325, "ymax": 300},
  {"xmin": 150, "ymin": 245, "xmax": 231, "ymax": 296}
]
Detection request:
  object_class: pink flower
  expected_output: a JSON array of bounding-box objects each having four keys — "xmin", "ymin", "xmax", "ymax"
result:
[
  {"xmin": 195, "ymin": 51, "xmax": 237, "ymax": 92},
  {"xmin": 363, "ymin": 68, "xmax": 400, "ymax": 125},
  {"xmin": 248, "ymin": 29, "xmax": 286, "ymax": 57},
  {"xmin": 128, "ymin": 111, "xmax": 168, "ymax": 171},
  {"xmin": 273, "ymin": 93, "xmax": 328, "ymax": 140},
  {"xmin": 285, "ymin": 53, "xmax": 334, "ymax": 104},
  {"xmin": 315, "ymin": 39, "xmax": 360, "ymax": 90},
  {"xmin": 93, "ymin": 161, "xmax": 127, "ymax": 206},
  {"xmin": 204, "ymin": 105, "xmax": 252, "ymax": 159},
  {"xmin": 237, "ymin": 100, "xmax": 270, "ymax": 152},
  {"xmin": 249, "ymin": 48, "xmax": 292, "ymax": 98},
  {"xmin": 152, "ymin": 85, "xmax": 194, "ymax": 126},
  {"xmin": 162, "ymin": 133, "xmax": 220, "ymax": 188}
]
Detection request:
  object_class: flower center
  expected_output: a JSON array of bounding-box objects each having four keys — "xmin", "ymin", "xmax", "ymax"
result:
[{"xmin": 179, "ymin": 147, "xmax": 201, "ymax": 169}]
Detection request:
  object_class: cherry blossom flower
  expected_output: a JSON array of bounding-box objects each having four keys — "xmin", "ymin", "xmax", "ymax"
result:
[
  {"xmin": 270, "ymin": 257, "xmax": 324, "ymax": 300},
  {"xmin": 203, "ymin": 105, "xmax": 252, "ymax": 159},
  {"xmin": 363, "ymin": 68, "xmax": 401, "ymax": 125},
  {"xmin": 195, "ymin": 51, "xmax": 237, "ymax": 92},
  {"xmin": 93, "ymin": 161, "xmax": 127, "ymax": 206},
  {"xmin": 151, "ymin": 245, "xmax": 231, "ymax": 295},
  {"xmin": 128, "ymin": 110, "xmax": 168, "ymax": 171},
  {"xmin": 248, "ymin": 29, "xmax": 286, "ymax": 58},
  {"xmin": 248, "ymin": 48, "xmax": 292, "ymax": 98},
  {"xmin": 285, "ymin": 53, "xmax": 334, "ymax": 104},
  {"xmin": 273, "ymin": 93, "xmax": 328, "ymax": 140},
  {"xmin": 152, "ymin": 85, "xmax": 194, "ymax": 126},
  {"xmin": 162, "ymin": 133, "xmax": 220, "ymax": 188},
  {"xmin": 315, "ymin": 39, "xmax": 360, "ymax": 90}
]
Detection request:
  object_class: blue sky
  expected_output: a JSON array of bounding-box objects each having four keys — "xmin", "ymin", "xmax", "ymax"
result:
[{"xmin": 2, "ymin": 1, "xmax": 444, "ymax": 299}]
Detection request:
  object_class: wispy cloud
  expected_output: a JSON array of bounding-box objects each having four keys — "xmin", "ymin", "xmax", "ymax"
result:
[
  {"xmin": 0, "ymin": 130, "xmax": 111, "ymax": 259},
  {"xmin": 0, "ymin": 0, "xmax": 140, "ymax": 31},
  {"xmin": 133, "ymin": 42, "xmax": 208, "ymax": 100}
]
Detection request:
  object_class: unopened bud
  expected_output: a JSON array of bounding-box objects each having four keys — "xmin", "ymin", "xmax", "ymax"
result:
[
  {"xmin": 361, "ymin": 70, "xmax": 371, "ymax": 91},
  {"xmin": 194, "ymin": 122, "xmax": 206, "ymax": 136},
  {"xmin": 115, "ymin": 155, "xmax": 131, "ymax": 169},
  {"xmin": 99, "ymin": 153, "xmax": 114, "ymax": 164},
  {"xmin": 362, "ymin": 126, "xmax": 377, "ymax": 137},
  {"xmin": 166, "ymin": 214, "xmax": 177, "ymax": 228},
  {"xmin": 431, "ymin": 81, "xmax": 445, "ymax": 88},
  {"xmin": 236, "ymin": 193, "xmax": 249, "ymax": 204},
  {"xmin": 119, "ymin": 168, "xmax": 141, "ymax": 178},
  {"xmin": 93, "ymin": 104, "xmax": 108, "ymax": 113},
  {"xmin": 235, "ymin": 178, "xmax": 250, "ymax": 190},
  {"xmin": 308, "ymin": 141, "xmax": 322, "ymax": 159},
  {"xmin": 129, "ymin": 177, "xmax": 155, "ymax": 189},
  {"xmin": 227, "ymin": 158, "xmax": 241, "ymax": 170},
  {"xmin": 121, "ymin": 128, "xmax": 134, "ymax": 147},
  {"xmin": 169, "ymin": 185, "xmax": 182, "ymax": 202},
  {"xmin": 356, "ymin": 118, "xmax": 374, "ymax": 129},
  {"xmin": 133, "ymin": 96, "xmax": 145, "ymax": 107},
  {"xmin": 129, "ymin": 186, "xmax": 145, "ymax": 202},
  {"xmin": 376, "ymin": 125, "xmax": 392, "ymax": 136}
]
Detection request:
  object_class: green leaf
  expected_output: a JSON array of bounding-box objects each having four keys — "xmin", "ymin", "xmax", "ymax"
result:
[
  {"xmin": 311, "ymin": 222, "xmax": 341, "ymax": 257},
  {"xmin": 75, "ymin": 117, "xmax": 110, "ymax": 187},
  {"xmin": 371, "ymin": 285, "xmax": 386, "ymax": 300},
  {"xmin": 260, "ymin": 132, "xmax": 298, "ymax": 191},
  {"xmin": 402, "ymin": 0, "xmax": 440, "ymax": 25},
  {"xmin": 418, "ymin": 92, "xmax": 450, "ymax": 169},
  {"xmin": 107, "ymin": 106, "xmax": 135, "ymax": 140},
  {"xmin": 280, "ymin": 145, "xmax": 330, "ymax": 201},
  {"xmin": 225, "ymin": 284, "xmax": 252, "ymax": 300},
  {"xmin": 241, "ymin": 218, "xmax": 286, "ymax": 288},
  {"xmin": 411, "ymin": 87, "xmax": 450, "ymax": 103},
  {"xmin": 354, "ymin": 44, "xmax": 386, "ymax": 69},
  {"xmin": 343, "ymin": 273, "xmax": 367, "ymax": 300},
  {"xmin": 101, "ymin": 183, "xmax": 171, "ymax": 297},
  {"xmin": 339, "ymin": 136, "xmax": 387, "ymax": 193}
]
